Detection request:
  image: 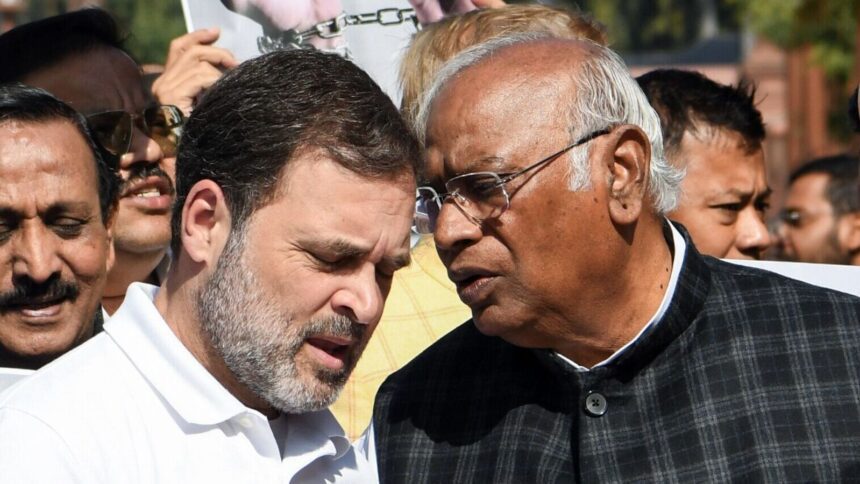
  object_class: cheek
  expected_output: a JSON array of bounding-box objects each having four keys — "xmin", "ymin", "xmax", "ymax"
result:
[
  {"xmin": 261, "ymin": 266, "xmax": 339, "ymax": 317},
  {"xmin": 703, "ymin": 225, "xmax": 737, "ymax": 257},
  {"xmin": 62, "ymin": 234, "xmax": 111, "ymax": 281},
  {"xmin": 162, "ymin": 156, "xmax": 177, "ymax": 182}
]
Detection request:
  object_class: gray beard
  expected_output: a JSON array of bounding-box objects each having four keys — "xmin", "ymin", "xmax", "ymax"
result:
[{"xmin": 197, "ymin": 231, "xmax": 365, "ymax": 414}]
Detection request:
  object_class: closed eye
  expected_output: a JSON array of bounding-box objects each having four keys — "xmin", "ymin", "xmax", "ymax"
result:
[
  {"xmin": 712, "ymin": 202, "xmax": 743, "ymax": 212},
  {"xmin": 0, "ymin": 221, "xmax": 14, "ymax": 243},
  {"xmin": 50, "ymin": 218, "xmax": 87, "ymax": 237}
]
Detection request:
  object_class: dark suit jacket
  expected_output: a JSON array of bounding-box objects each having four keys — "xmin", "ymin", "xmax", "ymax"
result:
[{"xmin": 373, "ymin": 235, "xmax": 860, "ymax": 483}]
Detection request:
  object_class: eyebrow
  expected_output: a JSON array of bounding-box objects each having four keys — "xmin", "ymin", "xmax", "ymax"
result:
[
  {"xmin": 0, "ymin": 201, "xmax": 94, "ymax": 218},
  {"xmin": 712, "ymin": 186, "xmax": 773, "ymax": 200},
  {"xmin": 455, "ymin": 155, "xmax": 509, "ymax": 175},
  {"xmin": 301, "ymin": 237, "xmax": 411, "ymax": 271}
]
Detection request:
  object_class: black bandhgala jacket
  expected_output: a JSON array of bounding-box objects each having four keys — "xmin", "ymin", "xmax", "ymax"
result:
[{"xmin": 373, "ymin": 229, "xmax": 860, "ymax": 483}]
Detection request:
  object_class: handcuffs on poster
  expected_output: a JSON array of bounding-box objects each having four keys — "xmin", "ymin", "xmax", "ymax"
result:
[{"xmin": 257, "ymin": 8, "xmax": 420, "ymax": 58}]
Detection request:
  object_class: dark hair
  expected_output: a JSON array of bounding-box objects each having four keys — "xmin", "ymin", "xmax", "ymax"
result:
[
  {"xmin": 789, "ymin": 154, "xmax": 860, "ymax": 216},
  {"xmin": 172, "ymin": 49, "xmax": 421, "ymax": 251},
  {"xmin": 636, "ymin": 69, "xmax": 766, "ymax": 158},
  {"xmin": 0, "ymin": 8, "xmax": 125, "ymax": 83},
  {"xmin": 0, "ymin": 84, "xmax": 120, "ymax": 223}
]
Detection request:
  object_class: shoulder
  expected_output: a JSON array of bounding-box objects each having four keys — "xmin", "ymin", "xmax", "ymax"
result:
[
  {"xmin": 380, "ymin": 321, "xmax": 511, "ymax": 387},
  {"xmin": 691, "ymin": 258, "xmax": 860, "ymax": 355},
  {"xmin": 704, "ymin": 258, "xmax": 860, "ymax": 317},
  {"xmin": 0, "ymin": 332, "xmax": 130, "ymax": 431},
  {"xmin": 376, "ymin": 321, "xmax": 557, "ymax": 410},
  {"xmin": 0, "ymin": 405, "xmax": 93, "ymax": 482}
]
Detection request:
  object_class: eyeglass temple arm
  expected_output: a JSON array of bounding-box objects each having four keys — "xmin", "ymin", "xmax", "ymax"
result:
[{"xmin": 497, "ymin": 128, "xmax": 612, "ymax": 185}]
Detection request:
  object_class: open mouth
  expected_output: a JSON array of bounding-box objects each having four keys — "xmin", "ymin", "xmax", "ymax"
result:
[
  {"xmin": 123, "ymin": 175, "xmax": 173, "ymax": 199},
  {"xmin": 305, "ymin": 336, "xmax": 353, "ymax": 370},
  {"xmin": 4, "ymin": 296, "xmax": 67, "ymax": 320}
]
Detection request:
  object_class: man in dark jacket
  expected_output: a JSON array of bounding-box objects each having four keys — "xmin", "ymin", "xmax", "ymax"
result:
[{"xmin": 373, "ymin": 34, "xmax": 860, "ymax": 482}]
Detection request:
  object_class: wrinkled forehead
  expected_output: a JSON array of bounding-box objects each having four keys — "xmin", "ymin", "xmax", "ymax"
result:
[
  {"xmin": 429, "ymin": 72, "xmax": 569, "ymax": 141},
  {"xmin": 423, "ymin": 69, "xmax": 573, "ymax": 179},
  {"xmin": 425, "ymin": 42, "xmax": 584, "ymax": 143}
]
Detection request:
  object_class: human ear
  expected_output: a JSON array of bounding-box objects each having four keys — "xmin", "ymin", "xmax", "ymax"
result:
[
  {"xmin": 605, "ymin": 125, "xmax": 650, "ymax": 225},
  {"xmin": 180, "ymin": 180, "xmax": 232, "ymax": 265},
  {"xmin": 838, "ymin": 212, "xmax": 860, "ymax": 254}
]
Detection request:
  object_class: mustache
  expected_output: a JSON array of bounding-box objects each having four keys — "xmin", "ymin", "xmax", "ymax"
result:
[
  {"xmin": 0, "ymin": 276, "xmax": 79, "ymax": 311},
  {"xmin": 121, "ymin": 163, "xmax": 175, "ymax": 195},
  {"xmin": 299, "ymin": 314, "xmax": 365, "ymax": 342}
]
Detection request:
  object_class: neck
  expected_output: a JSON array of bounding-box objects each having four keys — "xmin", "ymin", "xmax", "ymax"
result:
[
  {"xmin": 0, "ymin": 352, "xmax": 51, "ymax": 370},
  {"xmin": 555, "ymin": 217, "xmax": 673, "ymax": 367},
  {"xmin": 103, "ymin": 248, "xmax": 166, "ymax": 315},
  {"xmin": 155, "ymin": 262, "xmax": 278, "ymax": 419}
]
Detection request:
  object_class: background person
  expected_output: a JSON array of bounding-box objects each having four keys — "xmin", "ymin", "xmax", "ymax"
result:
[
  {"xmin": 0, "ymin": 84, "xmax": 118, "ymax": 377},
  {"xmin": 637, "ymin": 68, "xmax": 773, "ymax": 259},
  {"xmin": 0, "ymin": 8, "xmax": 236, "ymax": 316},
  {"xmin": 779, "ymin": 154, "xmax": 860, "ymax": 265}
]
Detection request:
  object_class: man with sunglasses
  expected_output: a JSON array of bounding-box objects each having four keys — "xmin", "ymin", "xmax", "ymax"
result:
[
  {"xmin": 0, "ymin": 9, "xmax": 237, "ymax": 317},
  {"xmin": 372, "ymin": 35, "xmax": 860, "ymax": 481}
]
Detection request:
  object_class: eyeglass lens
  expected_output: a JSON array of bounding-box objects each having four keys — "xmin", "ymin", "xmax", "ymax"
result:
[
  {"xmin": 87, "ymin": 106, "xmax": 183, "ymax": 158},
  {"xmin": 415, "ymin": 187, "xmax": 441, "ymax": 234},
  {"xmin": 88, "ymin": 111, "xmax": 133, "ymax": 157},
  {"xmin": 445, "ymin": 173, "xmax": 508, "ymax": 221},
  {"xmin": 145, "ymin": 106, "xmax": 183, "ymax": 157},
  {"xmin": 413, "ymin": 174, "xmax": 510, "ymax": 235}
]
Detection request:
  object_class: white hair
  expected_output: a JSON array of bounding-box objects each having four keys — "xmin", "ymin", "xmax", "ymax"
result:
[{"xmin": 415, "ymin": 33, "xmax": 683, "ymax": 215}]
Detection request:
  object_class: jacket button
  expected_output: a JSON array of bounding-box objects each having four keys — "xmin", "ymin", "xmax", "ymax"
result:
[{"xmin": 584, "ymin": 391, "xmax": 607, "ymax": 417}]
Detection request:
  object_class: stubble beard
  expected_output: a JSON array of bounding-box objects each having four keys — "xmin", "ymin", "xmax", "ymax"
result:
[{"xmin": 197, "ymin": 231, "xmax": 366, "ymax": 414}]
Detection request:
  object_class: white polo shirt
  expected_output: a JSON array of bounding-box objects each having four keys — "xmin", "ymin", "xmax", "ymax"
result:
[{"xmin": 0, "ymin": 283, "xmax": 375, "ymax": 483}]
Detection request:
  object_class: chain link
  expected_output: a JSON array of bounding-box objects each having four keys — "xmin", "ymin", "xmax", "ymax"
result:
[{"xmin": 257, "ymin": 8, "xmax": 419, "ymax": 55}]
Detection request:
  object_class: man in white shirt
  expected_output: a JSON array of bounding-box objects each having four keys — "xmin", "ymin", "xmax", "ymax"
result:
[{"xmin": 0, "ymin": 48, "xmax": 419, "ymax": 482}]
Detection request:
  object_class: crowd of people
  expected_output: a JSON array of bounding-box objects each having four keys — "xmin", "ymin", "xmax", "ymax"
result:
[{"xmin": 0, "ymin": 2, "xmax": 857, "ymax": 482}]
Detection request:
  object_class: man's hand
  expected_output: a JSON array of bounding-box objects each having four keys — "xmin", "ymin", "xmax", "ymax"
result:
[{"xmin": 151, "ymin": 28, "xmax": 239, "ymax": 116}]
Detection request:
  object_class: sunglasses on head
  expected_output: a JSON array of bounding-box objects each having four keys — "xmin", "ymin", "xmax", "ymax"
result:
[{"xmin": 86, "ymin": 105, "xmax": 184, "ymax": 158}]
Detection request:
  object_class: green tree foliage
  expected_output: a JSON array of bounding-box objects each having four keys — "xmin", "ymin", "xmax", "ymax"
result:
[
  {"xmin": 729, "ymin": 0, "xmax": 856, "ymax": 83},
  {"xmin": 543, "ymin": 0, "xmax": 740, "ymax": 53},
  {"xmin": 105, "ymin": 0, "xmax": 185, "ymax": 65}
]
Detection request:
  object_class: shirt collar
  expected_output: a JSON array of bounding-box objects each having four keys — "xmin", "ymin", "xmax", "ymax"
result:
[
  {"xmin": 104, "ymin": 283, "xmax": 248, "ymax": 426},
  {"xmin": 556, "ymin": 220, "xmax": 686, "ymax": 371},
  {"xmin": 282, "ymin": 409, "xmax": 352, "ymax": 462}
]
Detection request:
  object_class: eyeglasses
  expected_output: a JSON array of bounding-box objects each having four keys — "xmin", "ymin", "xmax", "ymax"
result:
[
  {"xmin": 86, "ymin": 105, "xmax": 184, "ymax": 158},
  {"xmin": 414, "ymin": 128, "xmax": 610, "ymax": 234}
]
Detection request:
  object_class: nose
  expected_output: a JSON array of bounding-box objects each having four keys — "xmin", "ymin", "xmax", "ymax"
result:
[
  {"xmin": 118, "ymin": 124, "xmax": 164, "ymax": 170},
  {"xmin": 735, "ymin": 209, "xmax": 773, "ymax": 259},
  {"xmin": 330, "ymin": 265, "xmax": 384, "ymax": 326},
  {"xmin": 433, "ymin": 201, "xmax": 483, "ymax": 255},
  {"xmin": 12, "ymin": 223, "xmax": 62, "ymax": 284}
]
